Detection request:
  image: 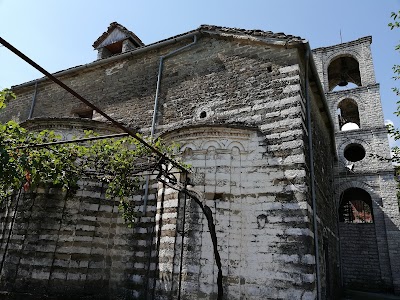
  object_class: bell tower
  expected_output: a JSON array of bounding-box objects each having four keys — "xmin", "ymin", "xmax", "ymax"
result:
[{"xmin": 313, "ymin": 37, "xmax": 400, "ymax": 294}]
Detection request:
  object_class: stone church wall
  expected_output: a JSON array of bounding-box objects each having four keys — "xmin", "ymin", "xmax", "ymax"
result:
[
  {"xmin": 0, "ymin": 182, "xmax": 160, "ymax": 299},
  {"xmin": 339, "ymin": 223, "xmax": 383, "ymax": 291},
  {"xmin": 158, "ymin": 125, "xmax": 326, "ymax": 299},
  {"xmin": 308, "ymin": 90, "xmax": 340, "ymax": 299},
  {"xmin": 0, "ymin": 120, "xmax": 160, "ymax": 299},
  {"xmin": 0, "ymin": 34, "xmax": 339, "ymax": 299}
]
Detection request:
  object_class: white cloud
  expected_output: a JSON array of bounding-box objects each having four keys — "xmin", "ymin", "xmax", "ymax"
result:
[
  {"xmin": 384, "ymin": 120, "xmax": 400, "ymax": 165},
  {"xmin": 385, "ymin": 119, "xmax": 394, "ymax": 126},
  {"xmin": 385, "ymin": 119, "xmax": 398, "ymax": 148}
]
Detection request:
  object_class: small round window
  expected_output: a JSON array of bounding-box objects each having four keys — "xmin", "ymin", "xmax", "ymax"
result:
[{"xmin": 344, "ymin": 143, "xmax": 365, "ymax": 162}]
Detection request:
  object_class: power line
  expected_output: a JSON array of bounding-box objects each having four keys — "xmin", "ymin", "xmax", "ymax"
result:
[{"xmin": 13, "ymin": 132, "xmax": 129, "ymax": 149}]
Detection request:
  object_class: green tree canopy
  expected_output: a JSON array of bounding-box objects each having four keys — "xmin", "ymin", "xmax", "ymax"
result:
[{"xmin": 388, "ymin": 11, "xmax": 400, "ymax": 162}]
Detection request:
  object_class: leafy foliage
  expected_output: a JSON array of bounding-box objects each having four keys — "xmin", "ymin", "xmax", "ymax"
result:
[
  {"xmin": 0, "ymin": 89, "xmax": 182, "ymax": 226},
  {"xmin": 388, "ymin": 11, "xmax": 400, "ymax": 163},
  {"xmin": 389, "ymin": 11, "xmax": 400, "ymax": 30},
  {"xmin": 389, "ymin": 12, "xmax": 400, "ymax": 205}
]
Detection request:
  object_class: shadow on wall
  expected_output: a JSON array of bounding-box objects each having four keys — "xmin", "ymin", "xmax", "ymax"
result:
[{"xmin": 338, "ymin": 182, "xmax": 397, "ymax": 293}]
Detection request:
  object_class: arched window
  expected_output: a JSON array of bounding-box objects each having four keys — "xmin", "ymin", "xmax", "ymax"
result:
[
  {"xmin": 328, "ymin": 56, "xmax": 361, "ymax": 91},
  {"xmin": 337, "ymin": 98, "xmax": 360, "ymax": 130},
  {"xmin": 339, "ymin": 188, "xmax": 373, "ymax": 223}
]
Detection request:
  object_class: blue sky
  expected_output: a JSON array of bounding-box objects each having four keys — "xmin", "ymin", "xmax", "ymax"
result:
[{"xmin": 1, "ymin": 0, "xmax": 400, "ymax": 140}]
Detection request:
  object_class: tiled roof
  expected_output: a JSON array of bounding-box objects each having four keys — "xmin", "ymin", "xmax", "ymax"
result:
[
  {"xmin": 92, "ymin": 22, "xmax": 145, "ymax": 49},
  {"xmin": 135, "ymin": 24, "xmax": 306, "ymax": 51},
  {"xmin": 198, "ymin": 24, "xmax": 305, "ymax": 43}
]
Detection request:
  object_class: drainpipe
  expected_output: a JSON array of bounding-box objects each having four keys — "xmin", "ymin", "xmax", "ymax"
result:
[
  {"xmin": 177, "ymin": 188, "xmax": 188, "ymax": 299},
  {"xmin": 305, "ymin": 48, "xmax": 322, "ymax": 300},
  {"xmin": 28, "ymin": 81, "xmax": 38, "ymax": 119},
  {"xmin": 143, "ymin": 36, "xmax": 197, "ymax": 299},
  {"xmin": 150, "ymin": 35, "xmax": 198, "ymax": 137},
  {"xmin": 143, "ymin": 35, "xmax": 198, "ymax": 213}
]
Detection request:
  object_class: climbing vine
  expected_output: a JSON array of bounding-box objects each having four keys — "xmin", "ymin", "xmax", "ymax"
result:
[{"xmin": 0, "ymin": 88, "xmax": 182, "ymax": 226}]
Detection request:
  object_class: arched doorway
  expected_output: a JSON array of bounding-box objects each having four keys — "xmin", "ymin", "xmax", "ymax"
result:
[
  {"xmin": 338, "ymin": 187, "xmax": 382, "ymax": 291},
  {"xmin": 339, "ymin": 188, "xmax": 372, "ymax": 223}
]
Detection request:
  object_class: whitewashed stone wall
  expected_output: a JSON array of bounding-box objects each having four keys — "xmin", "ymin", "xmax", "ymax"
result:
[
  {"xmin": 156, "ymin": 126, "xmax": 317, "ymax": 300},
  {"xmin": 2, "ymin": 30, "xmax": 339, "ymax": 299}
]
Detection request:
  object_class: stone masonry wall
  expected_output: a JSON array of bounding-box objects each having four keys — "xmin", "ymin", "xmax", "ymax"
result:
[
  {"xmin": 2, "ymin": 36, "xmax": 301, "ymax": 131},
  {"xmin": 311, "ymin": 37, "xmax": 375, "ymax": 93},
  {"xmin": 309, "ymin": 90, "xmax": 340, "ymax": 300},
  {"xmin": 336, "ymin": 175, "xmax": 396, "ymax": 292},
  {"xmin": 0, "ymin": 181, "xmax": 159, "ymax": 299},
  {"xmin": 0, "ymin": 34, "xmax": 339, "ymax": 299},
  {"xmin": 325, "ymin": 85, "xmax": 384, "ymax": 131},
  {"xmin": 339, "ymin": 223, "xmax": 382, "ymax": 291},
  {"xmin": 0, "ymin": 119, "xmax": 160, "ymax": 299},
  {"xmin": 313, "ymin": 35, "xmax": 400, "ymax": 295},
  {"xmin": 159, "ymin": 126, "xmax": 318, "ymax": 299}
]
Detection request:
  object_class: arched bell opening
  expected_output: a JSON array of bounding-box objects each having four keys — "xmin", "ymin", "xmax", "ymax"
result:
[
  {"xmin": 337, "ymin": 98, "xmax": 360, "ymax": 131},
  {"xmin": 328, "ymin": 56, "xmax": 361, "ymax": 91}
]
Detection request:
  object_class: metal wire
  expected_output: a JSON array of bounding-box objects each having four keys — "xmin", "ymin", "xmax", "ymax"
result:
[
  {"xmin": 178, "ymin": 190, "xmax": 188, "ymax": 299},
  {"xmin": 0, "ymin": 187, "xmax": 23, "ymax": 275},
  {"xmin": 14, "ymin": 133, "xmax": 129, "ymax": 149},
  {"xmin": 0, "ymin": 36, "xmax": 187, "ymax": 173}
]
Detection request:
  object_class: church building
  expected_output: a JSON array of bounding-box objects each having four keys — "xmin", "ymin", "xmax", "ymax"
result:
[{"xmin": 0, "ymin": 23, "xmax": 398, "ymax": 300}]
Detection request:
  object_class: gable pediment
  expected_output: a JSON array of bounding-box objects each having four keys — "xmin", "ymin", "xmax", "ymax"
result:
[{"xmin": 96, "ymin": 28, "xmax": 129, "ymax": 49}]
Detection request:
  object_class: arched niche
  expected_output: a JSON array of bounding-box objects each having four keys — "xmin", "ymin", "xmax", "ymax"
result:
[
  {"xmin": 337, "ymin": 98, "xmax": 360, "ymax": 131},
  {"xmin": 328, "ymin": 56, "xmax": 361, "ymax": 91},
  {"xmin": 160, "ymin": 125, "xmax": 263, "ymax": 187},
  {"xmin": 339, "ymin": 188, "xmax": 373, "ymax": 223}
]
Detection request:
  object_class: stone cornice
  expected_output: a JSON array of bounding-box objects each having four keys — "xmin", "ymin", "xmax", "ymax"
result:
[{"xmin": 21, "ymin": 117, "xmax": 123, "ymax": 133}]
